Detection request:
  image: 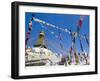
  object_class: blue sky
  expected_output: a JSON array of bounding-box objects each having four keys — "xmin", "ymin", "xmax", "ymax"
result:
[{"xmin": 25, "ymin": 12, "xmax": 89, "ymax": 55}]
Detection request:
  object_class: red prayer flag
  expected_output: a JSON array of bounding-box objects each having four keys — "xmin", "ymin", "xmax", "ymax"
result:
[{"xmin": 78, "ymin": 20, "xmax": 82, "ymax": 28}]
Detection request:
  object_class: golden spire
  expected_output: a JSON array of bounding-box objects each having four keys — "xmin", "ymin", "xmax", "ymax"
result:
[{"xmin": 34, "ymin": 31, "xmax": 46, "ymax": 48}]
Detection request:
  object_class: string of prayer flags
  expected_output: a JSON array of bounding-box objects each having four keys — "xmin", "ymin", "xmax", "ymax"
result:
[
  {"xmin": 25, "ymin": 15, "xmax": 34, "ymax": 47},
  {"xmin": 80, "ymin": 38, "xmax": 84, "ymax": 52},
  {"xmin": 32, "ymin": 17, "xmax": 71, "ymax": 34},
  {"xmin": 85, "ymin": 34, "xmax": 89, "ymax": 46}
]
